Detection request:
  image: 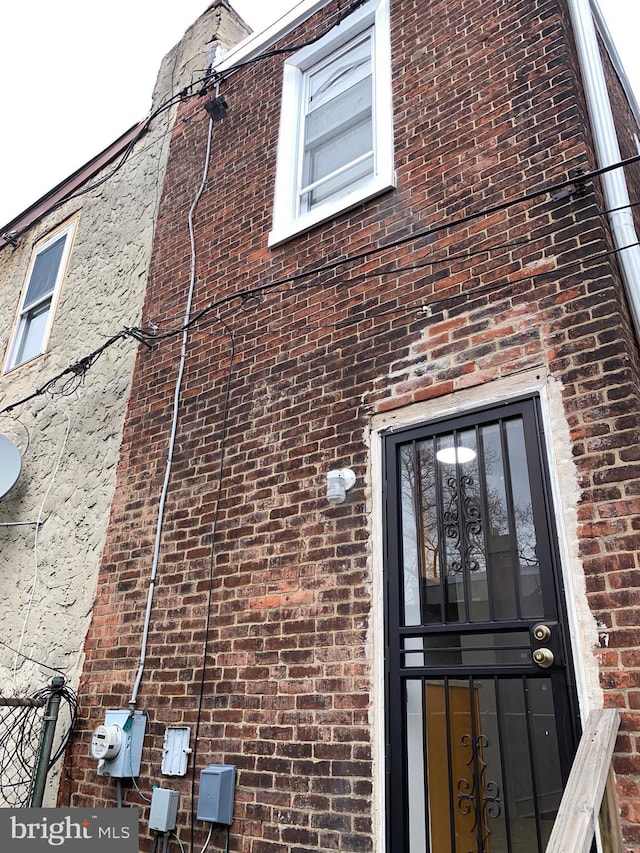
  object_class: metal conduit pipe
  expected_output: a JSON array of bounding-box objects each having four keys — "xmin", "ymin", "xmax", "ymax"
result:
[{"xmin": 568, "ymin": 0, "xmax": 640, "ymax": 341}]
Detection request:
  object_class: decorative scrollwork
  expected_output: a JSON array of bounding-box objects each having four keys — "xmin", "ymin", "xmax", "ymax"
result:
[
  {"xmin": 457, "ymin": 775, "xmax": 474, "ymax": 815},
  {"xmin": 442, "ymin": 474, "xmax": 484, "ymax": 575},
  {"xmin": 456, "ymin": 732, "xmax": 502, "ymax": 846}
]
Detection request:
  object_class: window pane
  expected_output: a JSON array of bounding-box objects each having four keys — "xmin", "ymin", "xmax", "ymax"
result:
[
  {"xmin": 23, "ymin": 235, "xmax": 66, "ymax": 308},
  {"xmin": 14, "ymin": 299, "xmax": 51, "ymax": 365},
  {"xmin": 482, "ymin": 423, "xmax": 518, "ymax": 620},
  {"xmin": 305, "ymin": 136, "xmax": 373, "ymax": 207},
  {"xmin": 301, "ymin": 35, "xmax": 373, "ymax": 210},
  {"xmin": 405, "ymin": 680, "xmax": 427, "ymax": 853},
  {"xmin": 307, "ymin": 34, "xmax": 371, "ymax": 106},
  {"xmin": 397, "ymin": 415, "xmax": 549, "ymax": 628},
  {"xmin": 401, "ymin": 631, "xmax": 533, "ymax": 668},
  {"xmin": 504, "ymin": 419, "xmax": 543, "ymax": 618},
  {"xmin": 400, "ymin": 444, "xmax": 422, "ymax": 627}
]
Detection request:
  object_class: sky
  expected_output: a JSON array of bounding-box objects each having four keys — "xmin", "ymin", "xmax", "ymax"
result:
[{"xmin": 0, "ymin": 0, "xmax": 638, "ymax": 229}]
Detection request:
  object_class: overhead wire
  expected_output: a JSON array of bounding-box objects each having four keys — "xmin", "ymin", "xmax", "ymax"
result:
[
  {"xmin": 11, "ymin": 399, "xmax": 72, "ymax": 694},
  {"xmin": 0, "ymin": 328, "xmax": 149, "ymax": 416},
  {"xmin": 213, "ymin": 0, "xmax": 368, "ymax": 81},
  {"xmin": 2, "ymin": 169, "xmax": 638, "ymax": 421},
  {"xmin": 188, "ymin": 317, "xmax": 236, "ymax": 853},
  {"xmin": 0, "ymin": 678, "xmax": 78, "ymax": 807},
  {"xmin": 128, "ymin": 153, "xmax": 640, "ymax": 345},
  {"xmin": 0, "ymin": 640, "xmax": 67, "ymax": 679}
]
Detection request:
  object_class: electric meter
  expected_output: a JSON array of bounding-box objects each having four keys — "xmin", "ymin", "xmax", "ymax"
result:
[
  {"xmin": 91, "ymin": 724, "xmax": 123, "ymax": 761},
  {"xmin": 90, "ymin": 710, "xmax": 146, "ymax": 777}
]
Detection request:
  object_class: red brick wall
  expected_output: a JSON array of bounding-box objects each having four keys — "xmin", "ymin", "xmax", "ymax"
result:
[{"xmin": 62, "ymin": 0, "xmax": 640, "ymax": 849}]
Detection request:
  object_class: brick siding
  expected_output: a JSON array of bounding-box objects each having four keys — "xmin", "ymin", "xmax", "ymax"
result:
[{"xmin": 61, "ymin": 0, "xmax": 640, "ymax": 849}]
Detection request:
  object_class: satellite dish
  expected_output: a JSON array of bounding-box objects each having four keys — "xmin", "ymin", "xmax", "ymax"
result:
[{"xmin": 0, "ymin": 434, "xmax": 22, "ymax": 498}]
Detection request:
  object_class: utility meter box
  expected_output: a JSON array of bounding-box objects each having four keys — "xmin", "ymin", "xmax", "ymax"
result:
[
  {"xmin": 161, "ymin": 726, "xmax": 191, "ymax": 776},
  {"xmin": 149, "ymin": 788, "xmax": 179, "ymax": 832},
  {"xmin": 90, "ymin": 709, "xmax": 146, "ymax": 778},
  {"xmin": 196, "ymin": 764, "xmax": 236, "ymax": 825}
]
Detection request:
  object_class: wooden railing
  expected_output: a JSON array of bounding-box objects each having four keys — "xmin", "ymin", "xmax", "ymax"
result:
[{"xmin": 546, "ymin": 708, "xmax": 623, "ymax": 853}]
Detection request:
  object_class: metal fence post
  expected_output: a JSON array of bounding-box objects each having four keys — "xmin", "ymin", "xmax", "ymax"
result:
[{"xmin": 30, "ymin": 676, "xmax": 66, "ymax": 807}]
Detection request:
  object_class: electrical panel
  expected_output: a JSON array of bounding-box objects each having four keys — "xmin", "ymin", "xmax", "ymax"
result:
[
  {"xmin": 161, "ymin": 726, "xmax": 191, "ymax": 776},
  {"xmin": 196, "ymin": 765, "xmax": 236, "ymax": 825},
  {"xmin": 149, "ymin": 788, "xmax": 179, "ymax": 832},
  {"xmin": 90, "ymin": 709, "xmax": 146, "ymax": 778}
]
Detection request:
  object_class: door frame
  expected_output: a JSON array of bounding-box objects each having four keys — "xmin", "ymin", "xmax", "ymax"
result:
[{"xmin": 367, "ymin": 368, "xmax": 599, "ymax": 851}]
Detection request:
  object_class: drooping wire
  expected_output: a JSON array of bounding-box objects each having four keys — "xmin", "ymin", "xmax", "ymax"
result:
[
  {"xmin": 11, "ymin": 399, "xmax": 71, "ymax": 693},
  {"xmin": 188, "ymin": 319, "xmax": 236, "ymax": 853},
  {"xmin": 0, "ymin": 328, "xmax": 149, "ymax": 416},
  {"xmin": 0, "ymin": 679, "xmax": 78, "ymax": 807},
  {"xmin": 0, "ymin": 412, "xmax": 31, "ymax": 456},
  {"xmin": 0, "ymin": 639, "xmax": 67, "ymax": 679},
  {"xmin": 130, "ymin": 153, "xmax": 640, "ymax": 345},
  {"xmin": 214, "ymin": 0, "xmax": 368, "ymax": 80},
  {"xmin": 3, "ymin": 151, "xmax": 640, "ymax": 423}
]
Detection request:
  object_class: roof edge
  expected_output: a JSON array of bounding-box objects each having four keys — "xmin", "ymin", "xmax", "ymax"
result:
[
  {"xmin": 590, "ymin": 0, "xmax": 640, "ymax": 129},
  {"xmin": 0, "ymin": 119, "xmax": 149, "ymax": 251}
]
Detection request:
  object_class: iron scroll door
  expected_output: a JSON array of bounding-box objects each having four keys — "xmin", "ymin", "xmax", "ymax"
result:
[{"xmin": 384, "ymin": 398, "xmax": 581, "ymax": 853}]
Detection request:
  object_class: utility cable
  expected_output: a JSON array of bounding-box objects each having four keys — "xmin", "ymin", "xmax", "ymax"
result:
[
  {"xmin": 214, "ymin": 0, "xmax": 368, "ymax": 80},
  {"xmin": 199, "ymin": 824, "xmax": 214, "ymax": 853},
  {"xmin": 188, "ymin": 320, "xmax": 236, "ymax": 853},
  {"xmin": 184, "ymin": 234, "xmax": 640, "ymax": 376},
  {"xmin": 11, "ymin": 399, "xmax": 71, "ymax": 693},
  {"xmin": 0, "ymin": 679, "xmax": 78, "ymax": 807},
  {"xmin": 3, "ymin": 154, "xmax": 639, "ymax": 422},
  {"xmin": 0, "ymin": 640, "xmax": 66, "ymax": 679},
  {"xmin": 133, "ymin": 151, "xmax": 640, "ymax": 344},
  {"xmin": 129, "ymin": 115, "xmax": 216, "ymax": 709},
  {"xmin": 0, "ymin": 328, "xmax": 148, "ymax": 416}
]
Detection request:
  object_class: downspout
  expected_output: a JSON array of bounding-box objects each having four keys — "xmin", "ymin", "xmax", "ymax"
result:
[{"xmin": 567, "ymin": 0, "xmax": 640, "ymax": 341}]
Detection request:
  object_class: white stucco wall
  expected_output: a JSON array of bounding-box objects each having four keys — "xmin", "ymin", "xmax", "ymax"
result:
[{"xmin": 0, "ymin": 2, "xmax": 250, "ymax": 805}]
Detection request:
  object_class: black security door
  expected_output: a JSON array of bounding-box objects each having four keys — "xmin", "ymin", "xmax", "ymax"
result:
[{"xmin": 384, "ymin": 398, "xmax": 581, "ymax": 853}]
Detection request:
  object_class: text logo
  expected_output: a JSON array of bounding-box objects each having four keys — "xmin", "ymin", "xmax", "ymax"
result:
[{"xmin": 0, "ymin": 809, "xmax": 138, "ymax": 851}]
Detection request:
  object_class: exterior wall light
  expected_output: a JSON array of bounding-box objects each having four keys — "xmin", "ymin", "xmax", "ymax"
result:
[{"xmin": 326, "ymin": 468, "xmax": 356, "ymax": 505}]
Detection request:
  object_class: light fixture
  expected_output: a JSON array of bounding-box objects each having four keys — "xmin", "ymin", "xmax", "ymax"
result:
[
  {"xmin": 436, "ymin": 446, "xmax": 477, "ymax": 465},
  {"xmin": 326, "ymin": 468, "xmax": 356, "ymax": 505}
]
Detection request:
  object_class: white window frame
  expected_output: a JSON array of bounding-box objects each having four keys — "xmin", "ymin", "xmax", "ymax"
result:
[
  {"xmin": 269, "ymin": 0, "xmax": 395, "ymax": 247},
  {"xmin": 4, "ymin": 220, "xmax": 76, "ymax": 372}
]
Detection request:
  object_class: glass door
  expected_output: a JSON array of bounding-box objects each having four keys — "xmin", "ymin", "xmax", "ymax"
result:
[{"xmin": 384, "ymin": 398, "xmax": 581, "ymax": 853}]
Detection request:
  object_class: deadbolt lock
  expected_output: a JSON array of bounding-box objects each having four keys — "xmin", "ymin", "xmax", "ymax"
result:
[
  {"xmin": 533, "ymin": 648, "xmax": 555, "ymax": 668},
  {"xmin": 533, "ymin": 623, "xmax": 552, "ymax": 642}
]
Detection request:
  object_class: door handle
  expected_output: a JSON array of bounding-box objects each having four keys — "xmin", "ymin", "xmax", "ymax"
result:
[
  {"xmin": 533, "ymin": 648, "xmax": 554, "ymax": 668},
  {"xmin": 532, "ymin": 623, "xmax": 552, "ymax": 642}
]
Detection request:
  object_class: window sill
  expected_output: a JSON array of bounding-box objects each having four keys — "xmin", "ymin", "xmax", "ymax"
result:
[
  {"xmin": 268, "ymin": 174, "xmax": 396, "ymax": 248},
  {"xmin": 2, "ymin": 351, "xmax": 47, "ymax": 376}
]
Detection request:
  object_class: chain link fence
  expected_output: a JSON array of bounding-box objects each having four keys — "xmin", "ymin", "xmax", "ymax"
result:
[
  {"xmin": 0, "ymin": 694, "xmax": 46, "ymax": 807},
  {"xmin": 0, "ymin": 678, "xmax": 78, "ymax": 807}
]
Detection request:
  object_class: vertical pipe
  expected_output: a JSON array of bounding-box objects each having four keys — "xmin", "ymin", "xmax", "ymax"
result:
[
  {"xmin": 568, "ymin": 0, "xmax": 640, "ymax": 340},
  {"xmin": 30, "ymin": 676, "xmax": 65, "ymax": 807}
]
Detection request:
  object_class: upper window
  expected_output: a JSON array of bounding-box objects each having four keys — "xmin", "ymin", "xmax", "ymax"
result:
[
  {"xmin": 269, "ymin": 0, "xmax": 394, "ymax": 246},
  {"xmin": 4, "ymin": 221, "xmax": 76, "ymax": 371}
]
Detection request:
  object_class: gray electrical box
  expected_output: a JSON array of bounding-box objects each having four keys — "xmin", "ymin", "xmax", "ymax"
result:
[
  {"xmin": 92, "ymin": 709, "xmax": 146, "ymax": 778},
  {"xmin": 196, "ymin": 765, "xmax": 236, "ymax": 824},
  {"xmin": 149, "ymin": 788, "xmax": 179, "ymax": 832}
]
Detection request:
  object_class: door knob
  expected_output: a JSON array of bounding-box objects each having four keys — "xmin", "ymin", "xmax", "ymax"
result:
[
  {"xmin": 533, "ymin": 623, "xmax": 552, "ymax": 642},
  {"xmin": 533, "ymin": 648, "xmax": 554, "ymax": 668}
]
